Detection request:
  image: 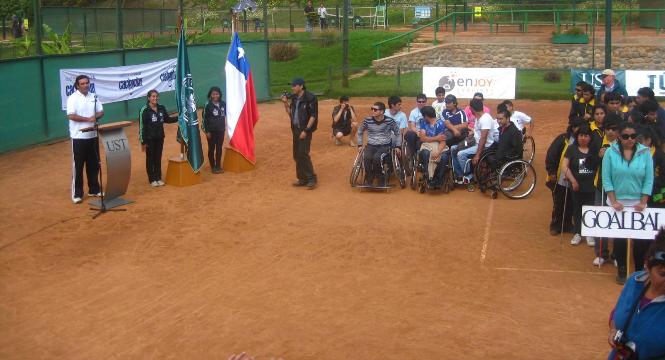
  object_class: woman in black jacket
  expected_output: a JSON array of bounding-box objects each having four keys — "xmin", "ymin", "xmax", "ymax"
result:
[
  {"xmin": 139, "ymin": 89, "xmax": 178, "ymax": 186},
  {"xmin": 202, "ymin": 87, "xmax": 226, "ymax": 174}
]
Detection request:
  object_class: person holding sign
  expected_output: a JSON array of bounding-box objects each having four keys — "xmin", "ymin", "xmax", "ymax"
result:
[
  {"xmin": 561, "ymin": 125, "xmax": 599, "ymax": 246},
  {"xmin": 607, "ymin": 230, "xmax": 665, "ymax": 359},
  {"xmin": 139, "ymin": 90, "xmax": 178, "ymax": 187},
  {"xmin": 603, "ymin": 122, "xmax": 654, "ymax": 284}
]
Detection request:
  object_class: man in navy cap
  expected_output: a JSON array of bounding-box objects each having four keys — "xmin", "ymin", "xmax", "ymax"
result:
[{"xmin": 281, "ymin": 77, "xmax": 318, "ymax": 189}]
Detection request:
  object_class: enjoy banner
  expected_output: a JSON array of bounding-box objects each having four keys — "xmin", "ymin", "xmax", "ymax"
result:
[
  {"xmin": 422, "ymin": 67, "xmax": 516, "ymax": 99},
  {"xmin": 59, "ymin": 58, "xmax": 177, "ymax": 110},
  {"xmin": 581, "ymin": 206, "xmax": 665, "ymax": 240}
]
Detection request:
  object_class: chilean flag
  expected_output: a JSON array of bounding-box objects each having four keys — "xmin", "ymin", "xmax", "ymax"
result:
[{"xmin": 225, "ymin": 32, "xmax": 259, "ymax": 163}]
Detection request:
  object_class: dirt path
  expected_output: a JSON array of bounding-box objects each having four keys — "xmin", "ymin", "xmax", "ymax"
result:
[{"xmin": 0, "ymin": 98, "xmax": 621, "ymax": 359}]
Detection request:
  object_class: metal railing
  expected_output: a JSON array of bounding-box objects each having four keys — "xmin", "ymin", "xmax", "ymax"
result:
[{"xmin": 373, "ymin": 8, "xmax": 665, "ymax": 60}]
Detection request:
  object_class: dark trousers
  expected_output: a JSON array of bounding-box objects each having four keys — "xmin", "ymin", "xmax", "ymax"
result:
[
  {"xmin": 444, "ymin": 128, "xmax": 468, "ymax": 147},
  {"xmin": 292, "ymin": 128, "xmax": 316, "ymax": 183},
  {"xmin": 145, "ymin": 138, "xmax": 164, "ymax": 183},
  {"xmin": 572, "ymin": 191, "xmax": 595, "ymax": 234},
  {"xmin": 404, "ymin": 130, "xmax": 421, "ymax": 158},
  {"xmin": 550, "ymin": 183, "xmax": 574, "ymax": 233},
  {"xmin": 207, "ymin": 130, "xmax": 224, "ymax": 169},
  {"xmin": 71, "ymin": 137, "xmax": 100, "ymax": 199},
  {"xmin": 363, "ymin": 144, "xmax": 390, "ymax": 184},
  {"xmin": 420, "ymin": 149, "xmax": 448, "ymax": 186},
  {"xmin": 614, "ymin": 239, "xmax": 651, "ymax": 272}
]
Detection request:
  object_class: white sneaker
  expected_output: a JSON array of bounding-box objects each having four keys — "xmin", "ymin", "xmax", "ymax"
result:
[
  {"xmin": 151, "ymin": 181, "xmax": 160, "ymax": 187},
  {"xmin": 592, "ymin": 257, "xmax": 606, "ymax": 266},
  {"xmin": 586, "ymin": 237, "xmax": 595, "ymax": 247},
  {"xmin": 157, "ymin": 180, "xmax": 165, "ymax": 186},
  {"xmin": 570, "ymin": 234, "xmax": 582, "ymax": 245},
  {"xmin": 72, "ymin": 197, "xmax": 83, "ymax": 204}
]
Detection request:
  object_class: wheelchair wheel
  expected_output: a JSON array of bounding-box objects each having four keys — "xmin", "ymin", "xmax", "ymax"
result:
[
  {"xmin": 474, "ymin": 151, "xmax": 495, "ymax": 193},
  {"xmin": 522, "ymin": 135, "xmax": 535, "ymax": 164},
  {"xmin": 392, "ymin": 150, "xmax": 406, "ymax": 189},
  {"xmin": 350, "ymin": 149, "xmax": 364, "ymax": 187},
  {"xmin": 410, "ymin": 155, "xmax": 418, "ymax": 190},
  {"xmin": 498, "ymin": 159, "xmax": 537, "ymax": 199}
]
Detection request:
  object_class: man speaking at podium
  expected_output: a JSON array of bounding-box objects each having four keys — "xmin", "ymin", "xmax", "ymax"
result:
[{"xmin": 66, "ymin": 75, "xmax": 104, "ymax": 204}]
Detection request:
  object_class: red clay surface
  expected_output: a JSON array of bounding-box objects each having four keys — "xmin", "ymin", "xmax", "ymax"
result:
[{"xmin": 0, "ymin": 98, "xmax": 621, "ymax": 359}]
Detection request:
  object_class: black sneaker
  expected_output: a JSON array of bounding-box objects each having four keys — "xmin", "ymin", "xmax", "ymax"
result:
[
  {"xmin": 306, "ymin": 180, "xmax": 317, "ymax": 190},
  {"xmin": 292, "ymin": 180, "xmax": 307, "ymax": 187},
  {"xmin": 616, "ymin": 266, "xmax": 627, "ymax": 285}
]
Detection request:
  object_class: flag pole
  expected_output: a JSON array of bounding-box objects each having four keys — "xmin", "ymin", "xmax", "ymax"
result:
[
  {"xmin": 178, "ymin": 15, "xmax": 186, "ymax": 160},
  {"xmin": 626, "ymin": 238, "xmax": 632, "ymax": 281}
]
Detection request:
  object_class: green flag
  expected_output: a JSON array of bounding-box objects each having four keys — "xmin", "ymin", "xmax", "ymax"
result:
[{"xmin": 176, "ymin": 22, "xmax": 204, "ymax": 173}]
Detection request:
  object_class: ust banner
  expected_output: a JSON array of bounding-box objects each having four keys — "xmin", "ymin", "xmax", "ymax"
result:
[
  {"xmin": 569, "ymin": 69, "xmax": 627, "ymax": 94},
  {"xmin": 581, "ymin": 206, "xmax": 665, "ymax": 240},
  {"xmin": 625, "ymin": 70, "xmax": 665, "ymax": 97},
  {"xmin": 422, "ymin": 67, "xmax": 516, "ymax": 99},
  {"xmin": 59, "ymin": 58, "xmax": 177, "ymax": 110}
]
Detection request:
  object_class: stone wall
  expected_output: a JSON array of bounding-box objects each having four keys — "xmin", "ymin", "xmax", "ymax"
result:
[{"xmin": 372, "ymin": 43, "xmax": 665, "ymax": 74}]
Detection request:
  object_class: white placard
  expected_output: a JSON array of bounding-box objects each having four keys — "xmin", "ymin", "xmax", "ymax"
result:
[
  {"xmin": 422, "ymin": 67, "xmax": 516, "ymax": 100},
  {"xmin": 59, "ymin": 58, "xmax": 177, "ymax": 110},
  {"xmin": 581, "ymin": 206, "xmax": 665, "ymax": 240},
  {"xmin": 625, "ymin": 70, "xmax": 665, "ymax": 97}
]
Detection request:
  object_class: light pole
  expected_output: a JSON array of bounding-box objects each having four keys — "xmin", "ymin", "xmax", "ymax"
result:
[
  {"xmin": 604, "ymin": 0, "xmax": 611, "ymax": 68},
  {"xmin": 342, "ymin": 0, "xmax": 349, "ymax": 88}
]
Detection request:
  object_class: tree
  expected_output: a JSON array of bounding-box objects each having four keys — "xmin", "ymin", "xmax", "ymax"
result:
[{"xmin": 0, "ymin": 0, "xmax": 30, "ymax": 20}]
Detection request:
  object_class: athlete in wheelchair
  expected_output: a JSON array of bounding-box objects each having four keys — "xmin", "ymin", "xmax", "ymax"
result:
[
  {"xmin": 350, "ymin": 101, "xmax": 405, "ymax": 190},
  {"xmin": 410, "ymin": 106, "xmax": 454, "ymax": 193},
  {"xmin": 474, "ymin": 107, "xmax": 537, "ymax": 199}
]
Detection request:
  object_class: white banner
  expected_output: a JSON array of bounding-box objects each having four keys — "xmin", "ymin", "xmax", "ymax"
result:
[
  {"xmin": 59, "ymin": 58, "xmax": 177, "ymax": 110},
  {"xmin": 581, "ymin": 206, "xmax": 665, "ymax": 240},
  {"xmin": 422, "ymin": 67, "xmax": 516, "ymax": 100},
  {"xmin": 625, "ymin": 70, "xmax": 665, "ymax": 97}
]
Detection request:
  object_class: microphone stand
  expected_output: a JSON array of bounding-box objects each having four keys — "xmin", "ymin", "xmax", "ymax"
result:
[{"xmin": 90, "ymin": 94, "xmax": 126, "ymax": 219}]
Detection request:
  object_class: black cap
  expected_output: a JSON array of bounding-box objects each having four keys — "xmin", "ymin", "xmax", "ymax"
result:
[
  {"xmin": 290, "ymin": 77, "xmax": 305, "ymax": 86},
  {"xmin": 444, "ymin": 94, "xmax": 457, "ymax": 103}
]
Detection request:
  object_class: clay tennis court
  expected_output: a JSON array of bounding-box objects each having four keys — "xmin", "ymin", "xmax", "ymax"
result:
[{"xmin": 0, "ymin": 98, "xmax": 621, "ymax": 359}]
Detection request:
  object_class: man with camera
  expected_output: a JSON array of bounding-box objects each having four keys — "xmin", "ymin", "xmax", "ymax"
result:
[
  {"xmin": 282, "ymin": 78, "xmax": 318, "ymax": 189},
  {"xmin": 331, "ymin": 95, "xmax": 357, "ymax": 146}
]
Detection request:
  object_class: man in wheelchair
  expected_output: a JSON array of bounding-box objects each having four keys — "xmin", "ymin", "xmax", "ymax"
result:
[
  {"xmin": 356, "ymin": 102, "xmax": 402, "ymax": 187},
  {"xmin": 418, "ymin": 106, "xmax": 448, "ymax": 190},
  {"xmin": 485, "ymin": 107, "xmax": 524, "ymax": 178}
]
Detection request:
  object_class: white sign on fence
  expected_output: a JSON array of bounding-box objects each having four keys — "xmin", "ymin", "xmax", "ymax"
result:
[
  {"xmin": 581, "ymin": 206, "xmax": 665, "ymax": 240},
  {"xmin": 625, "ymin": 70, "xmax": 665, "ymax": 97},
  {"xmin": 59, "ymin": 58, "xmax": 177, "ymax": 110},
  {"xmin": 422, "ymin": 67, "xmax": 516, "ymax": 100}
]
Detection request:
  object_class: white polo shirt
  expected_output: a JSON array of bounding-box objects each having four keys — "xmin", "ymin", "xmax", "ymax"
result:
[{"xmin": 66, "ymin": 90, "xmax": 103, "ymax": 139}]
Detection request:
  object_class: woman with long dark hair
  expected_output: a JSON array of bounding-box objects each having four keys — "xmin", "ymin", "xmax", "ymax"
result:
[
  {"xmin": 139, "ymin": 89, "xmax": 178, "ymax": 186},
  {"xmin": 602, "ymin": 122, "xmax": 654, "ymax": 284},
  {"xmin": 202, "ymin": 86, "xmax": 226, "ymax": 174}
]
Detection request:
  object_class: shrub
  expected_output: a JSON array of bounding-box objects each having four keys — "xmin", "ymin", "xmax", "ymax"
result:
[
  {"xmin": 315, "ymin": 32, "xmax": 339, "ymax": 47},
  {"xmin": 543, "ymin": 71, "xmax": 562, "ymax": 83},
  {"xmin": 270, "ymin": 42, "xmax": 299, "ymax": 61},
  {"xmin": 565, "ymin": 27, "xmax": 585, "ymax": 35}
]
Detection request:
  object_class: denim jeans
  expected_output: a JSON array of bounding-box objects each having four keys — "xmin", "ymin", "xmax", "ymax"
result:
[{"xmin": 453, "ymin": 144, "xmax": 477, "ymax": 179}]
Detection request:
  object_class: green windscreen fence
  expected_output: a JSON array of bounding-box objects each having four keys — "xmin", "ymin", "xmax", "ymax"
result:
[{"xmin": 0, "ymin": 41, "xmax": 270, "ymax": 153}]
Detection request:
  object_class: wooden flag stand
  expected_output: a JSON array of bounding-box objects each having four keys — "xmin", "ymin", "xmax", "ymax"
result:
[
  {"xmin": 165, "ymin": 144, "xmax": 201, "ymax": 186},
  {"xmin": 223, "ymin": 147, "xmax": 255, "ymax": 172}
]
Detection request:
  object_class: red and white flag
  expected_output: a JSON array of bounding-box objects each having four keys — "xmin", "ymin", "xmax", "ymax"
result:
[{"xmin": 225, "ymin": 32, "xmax": 259, "ymax": 163}]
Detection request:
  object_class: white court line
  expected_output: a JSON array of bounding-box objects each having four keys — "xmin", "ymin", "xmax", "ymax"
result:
[
  {"xmin": 479, "ymin": 200, "xmax": 495, "ymax": 263},
  {"xmin": 494, "ymin": 267, "xmax": 613, "ymax": 276}
]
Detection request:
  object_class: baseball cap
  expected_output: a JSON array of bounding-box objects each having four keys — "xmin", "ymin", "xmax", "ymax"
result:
[
  {"xmin": 290, "ymin": 77, "xmax": 305, "ymax": 86},
  {"xmin": 444, "ymin": 94, "xmax": 457, "ymax": 103},
  {"xmin": 601, "ymin": 69, "xmax": 616, "ymax": 77}
]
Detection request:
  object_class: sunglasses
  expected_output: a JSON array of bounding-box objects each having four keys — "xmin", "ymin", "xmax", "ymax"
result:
[
  {"xmin": 648, "ymin": 251, "xmax": 665, "ymax": 266},
  {"xmin": 371, "ymin": 107, "xmax": 382, "ymax": 111},
  {"xmin": 417, "ymin": 100, "xmax": 427, "ymax": 103},
  {"xmin": 607, "ymin": 127, "xmax": 619, "ymax": 131},
  {"xmin": 620, "ymin": 133, "xmax": 638, "ymax": 140}
]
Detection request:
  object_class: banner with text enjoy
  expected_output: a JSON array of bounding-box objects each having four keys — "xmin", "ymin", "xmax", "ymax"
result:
[
  {"xmin": 59, "ymin": 58, "xmax": 177, "ymax": 110},
  {"xmin": 422, "ymin": 67, "xmax": 516, "ymax": 100}
]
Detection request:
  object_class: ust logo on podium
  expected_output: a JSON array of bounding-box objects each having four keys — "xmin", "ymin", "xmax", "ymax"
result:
[{"xmin": 105, "ymin": 138, "xmax": 128, "ymax": 152}]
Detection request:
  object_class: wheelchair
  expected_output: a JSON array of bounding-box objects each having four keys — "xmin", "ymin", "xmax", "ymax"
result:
[
  {"xmin": 350, "ymin": 146, "xmax": 406, "ymax": 191},
  {"xmin": 522, "ymin": 134, "xmax": 535, "ymax": 164},
  {"xmin": 410, "ymin": 145, "xmax": 455, "ymax": 194},
  {"xmin": 474, "ymin": 149, "xmax": 537, "ymax": 199}
]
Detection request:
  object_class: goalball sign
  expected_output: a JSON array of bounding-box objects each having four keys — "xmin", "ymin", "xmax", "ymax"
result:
[
  {"xmin": 422, "ymin": 67, "xmax": 516, "ymax": 100},
  {"xmin": 581, "ymin": 206, "xmax": 665, "ymax": 240},
  {"xmin": 59, "ymin": 58, "xmax": 177, "ymax": 111}
]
